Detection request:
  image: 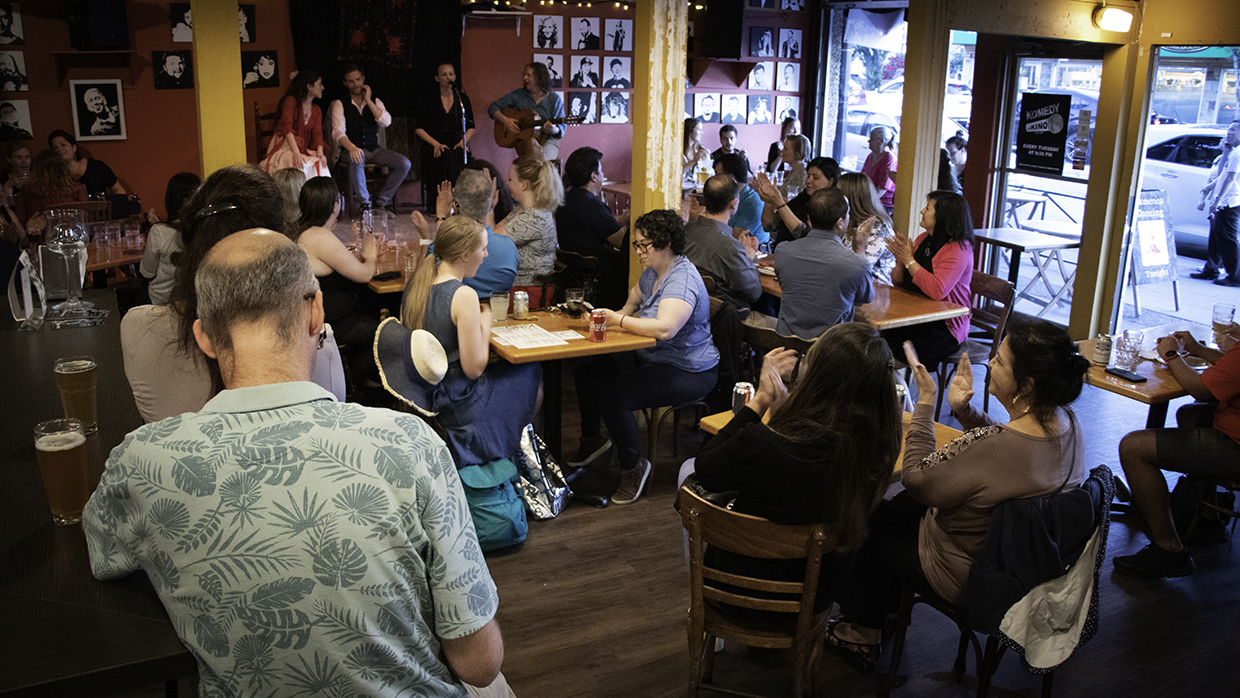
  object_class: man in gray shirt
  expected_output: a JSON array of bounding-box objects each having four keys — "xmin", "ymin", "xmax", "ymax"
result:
[
  {"xmin": 683, "ymin": 174, "xmax": 761, "ymax": 312},
  {"xmin": 774, "ymin": 188, "xmax": 874, "ymax": 339}
]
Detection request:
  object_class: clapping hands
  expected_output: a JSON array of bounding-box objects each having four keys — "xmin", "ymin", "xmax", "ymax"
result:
[
  {"xmin": 751, "ymin": 348, "xmax": 798, "ymax": 415},
  {"xmin": 947, "ymin": 353, "xmax": 975, "ymax": 413}
]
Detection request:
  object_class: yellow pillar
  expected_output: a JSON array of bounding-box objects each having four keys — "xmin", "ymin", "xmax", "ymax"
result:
[
  {"xmin": 894, "ymin": 0, "xmax": 950, "ymax": 238},
  {"xmin": 191, "ymin": 0, "xmax": 247, "ymax": 176},
  {"xmin": 631, "ymin": 0, "xmax": 688, "ymax": 285}
]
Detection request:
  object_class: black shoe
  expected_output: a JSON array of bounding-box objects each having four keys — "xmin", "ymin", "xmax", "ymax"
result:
[
  {"xmin": 1113, "ymin": 543, "xmax": 1195, "ymax": 579},
  {"xmin": 1190, "ymin": 269, "xmax": 1219, "ymax": 280},
  {"xmin": 567, "ymin": 435, "xmax": 612, "ymax": 467},
  {"xmin": 1214, "ymin": 277, "xmax": 1240, "ymax": 287}
]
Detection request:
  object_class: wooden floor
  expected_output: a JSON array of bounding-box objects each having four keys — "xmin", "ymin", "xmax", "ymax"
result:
[{"xmin": 102, "ymin": 363, "xmax": 1240, "ymax": 698}]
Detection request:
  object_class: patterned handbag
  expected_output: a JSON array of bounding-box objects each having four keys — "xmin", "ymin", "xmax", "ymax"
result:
[{"xmin": 514, "ymin": 424, "xmax": 572, "ymax": 519}]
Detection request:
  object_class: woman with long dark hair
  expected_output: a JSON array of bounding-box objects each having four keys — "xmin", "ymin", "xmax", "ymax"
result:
[
  {"xmin": 48, "ymin": 129, "xmax": 125, "ymax": 197},
  {"xmin": 259, "ymin": 69, "xmax": 328, "ymax": 178},
  {"xmin": 765, "ymin": 116, "xmax": 800, "ymax": 173},
  {"xmin": 415, "ymin": 62, "xmax": 475, "ymax": 209},
  {"xmin": 139, "ymin": 171, "xmax": 201, "ymax": 305},
  {"xmin": 682, "ymin": 117, "xmax": 710, "ymax": 190}
]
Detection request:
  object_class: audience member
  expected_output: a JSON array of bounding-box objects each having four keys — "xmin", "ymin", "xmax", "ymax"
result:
[
  {"xmin": 945, "ymin": 134, "xmax": 967, "ymax": 180},
  {"xmin": 14, "ymin": 148, "xmax": 86, "ymax": 230},
  {"xmin": 2, "ymin": 139, "xmax": 30, "ymax": 198},
  {"xmin": 331, "ymin": 64, "xmax": 411, "ymax": 214},
  {"xmin": 682, "ymin": 117, "xmax": 711, "ymax": 190},
  {"xmin": 557, "ymin": 146, "xmax": 626, "ymax": 257},
  {"xmin": 48, "ymin": 129, "xmax": 124, "ymax": 197},
  {"xmin": 465, "ymin": 158, "xmax": 516, "ymax": 224},
  {"xmin": 755, "ymin": 156, "xmax": 839, "ymax": 247},
  {"xmin": 139, "ymin": 171, "xmax": 200, "ymax": 306},
  {"xmin": 713, "ymin": 152, "xmax": 766, "ymax": 245},
  {"xmin": 496, "ymin": 155, "xmax": 563, "ymax": 304},
  {"xmin": 710, "ymin": 124, "xmax": 748, "ymax": 168},
  {"xmin": 765, "ymin": 116, "xmax": 800, "ymax": 173},
  {"xmin": 862, "ymin": 125, "xmax": 897, "ymax": 213},
  {"xmin": 838, "ymin": 172, "xmax": 896, "ymax": 282},
  {"xmin": 259, "ymin": 69, "xmax": 328, "ymax": 179},
  {"xmin": 572, "ymin": 210, "xmax": 719, "ymax": 504},
  {"xmin": 420, "ymin": 168, "xmax": 519, "ymax": 303},
  {"xmin": 271, "ymin": 167, "xmax": 307, "ymax": 235},
  {"xmin": 88, "ymin": 228, "xmax": 513, "ymax": 698},
  {"xmin": 937, "ymin": 148, "xmax": 961, "ymax": 194},
  {"xmin": 415, "ymin": 62, "xmax": 475, "ymax": 208},
  {"xmin": 489, "ymin": 62, "xmax": 566, "ymax": 160},
  {"xmin": 778, "ymin": 134, "xmax": 811, "ymax": 198},
  {"xmin": 683, "ymin": 173, "xmax": 760, "ymax": 312},
  {"xmin": 827, "ymin": 322, "xmax": 1089, "ymax": 672}
]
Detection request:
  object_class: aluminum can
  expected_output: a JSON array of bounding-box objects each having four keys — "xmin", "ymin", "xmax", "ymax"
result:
[
  {"xmin": 589, "ymin": 309, "xmax": 607, "ymax": 342},
  {"xmin": 512, "ymin": 291, "xmax": 529, "ymax": 319},
  {"xmin": 732, "ymin": 382, "xmax": 755, "ymax": 415}
]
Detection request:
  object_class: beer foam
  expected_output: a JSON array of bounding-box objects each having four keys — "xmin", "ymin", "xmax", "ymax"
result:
[
  {"xmin": 37, "ymin": 432, "xmax": 86, "ymax": 452},
  {"xmin": 54, "ymin": 359, "xmax": 97, "ymax": 374}
]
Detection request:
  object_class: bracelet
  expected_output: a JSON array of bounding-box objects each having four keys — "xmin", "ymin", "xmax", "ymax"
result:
[
  {"xmin": 1164, "ymin": 349, "xmax": 1187, "ymax": 359},
  {"xmin": 619, "ymin": 316, "xmax": 624, "ymax": 329},
  {"xmin": 776, "ymin": 203, "xmax": 788, "ymax": 211},
  {"xmin": 435, "ymin": 216, "xmax": 447, "ymax": 221},
  {"xmin": 905, "ymin": 260, "xmax": 916, "ymax": 271}
]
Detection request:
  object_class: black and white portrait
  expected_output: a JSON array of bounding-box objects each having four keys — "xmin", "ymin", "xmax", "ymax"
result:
[
  {"xmin": 153, "ymin": 51, "xmax": 193, "ymax": 90},
  {"xmin": 0, "ymin": 99, "xmax": 30, "ymax": 139},
  {"xmin": 748, "ymin": 61, "xmax": 773, "ymax": 90},
  {"xmin": 238, "ymin": 5, "xmax": 256, "ymax": 42},
  {"xmin": 170, "ymin": 3, "xmax": 192, "ymax": 42},
  {"xmin": 602, "ymin": 57, "xmax": 631, "ymax": 89},
  {"xmin": 573, "ymin": 17, "xmax": 599, "ymax": 50},
  {"xmin": 694, "ymin": 92, "xmax": 720, "ymax": 124},
  {"xmin": 721, "ymin": 94, "xmax": 747, "ymax": 124},
  {"xmin": 601, "ymin": 92, "xmax": 628, "ymax": 124},
  {"xmin": 777, "ymin": 62, "xmax": 800, "ymax": 92},
  {"xmin": 569, "ymin": 55, "xmax": 598, "ymax": 88},
  {"xmin": 241, "ymin": 51, "xmax": 278, "ymax": 89},
  {"xmin": 534, "ymin": 15, "xmax": 562, "ymax": 50},
  {"xmin": 750, "ymin": 27, "xmax": 775, "ymax": 58},
  {"xmin": 567, "ymin": 91, "xmax": 597, "ymax": 125},
  {"xmin": 0, "ymin": 51, "xmax": 26, "ymax": 91},
  {"xmin": 779, "ymin": 29, "xmax": 802, "ymax": 58},
  {"xmin": 775, "ymin": 95, "xmax": 800, "ymax": 123},
  {"xmin": 604, "ymin": 19, "xmax": 632, "ymax": 52},
  {"xmin": 0, "ymin": 3, "xmax": 24, "ymax": 45},
  {"xmin": 70, "ymin": 80, "xmax": 125, "ymax": 141},
  {"xmin": 781, "ymin": 0, "xmax": 805, "ymax": 10},
  {"xmin": 748, "ymin": 95, "xmax": 773, "ymax": 124},
  {"xmin": 532, "ymin": 54, "xmax": 562, "ymax": 88},
  {"xmin": 749, "ymin": 0, "xmax": 776, "ymax": 8}
]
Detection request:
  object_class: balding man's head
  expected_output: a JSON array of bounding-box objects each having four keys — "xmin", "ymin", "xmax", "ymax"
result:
[
  {"xmin": 703, "ymin": 173, "xmax": 739, "ymax": 215},
  {"xmin": 454, "ymin": 169, "xmax": 493, "ymax": 222}
]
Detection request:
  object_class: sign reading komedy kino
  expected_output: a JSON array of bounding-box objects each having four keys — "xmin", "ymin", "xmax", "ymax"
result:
[{"xmin": 1015, "ymin": 92, "xmax": 1073, "ymax": 175}]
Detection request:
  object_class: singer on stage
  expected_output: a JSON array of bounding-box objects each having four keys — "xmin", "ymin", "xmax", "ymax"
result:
[{"xmin": 415, "ymin": 62, "xmax": 475, "ymax": 206}]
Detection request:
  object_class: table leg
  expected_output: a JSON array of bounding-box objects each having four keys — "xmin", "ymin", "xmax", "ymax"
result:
[
  {"xmin": 1145, "ymin": 402, "xmax": 1170, "ymax": 429},
  {"xmin": 544, "ymin": 358, "xmax": 563, "ymax": 460}
]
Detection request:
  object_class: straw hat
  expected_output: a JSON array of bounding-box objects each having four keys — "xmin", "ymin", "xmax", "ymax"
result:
[{"xmin": 374, "ymin": 317, "xmax": 448, "ymax": 416}]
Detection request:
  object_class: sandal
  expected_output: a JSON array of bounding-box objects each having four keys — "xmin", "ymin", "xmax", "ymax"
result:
[{"xmin": 825, "ymin": 619, "xmax": 880, "ymax": 674}]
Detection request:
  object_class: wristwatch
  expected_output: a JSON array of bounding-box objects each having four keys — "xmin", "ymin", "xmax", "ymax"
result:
[{"xmin": 1164, "ymin": 349, "xmax": 1186, "ymax": 360}]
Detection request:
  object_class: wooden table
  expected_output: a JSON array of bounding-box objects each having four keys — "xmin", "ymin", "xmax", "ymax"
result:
[
  {"xmin": 973, "ymin": 227, "xmax": 1080, "ymax": 319},
  {"xmin": 85, "ymin": 241, "xmax": 145, "ymax": 273},
  {"xmin": 757, "ymin": 272, "xmax": 970, "ymax": 331},
  {"xmin": 490, "ymin": 311, "xmax": 656, "ymax": 457},
  {"xmin": 0, "ymin": 290, "xmax": 196, "ymax": 696}
]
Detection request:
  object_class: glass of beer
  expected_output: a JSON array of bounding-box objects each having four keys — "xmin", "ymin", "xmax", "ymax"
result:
[
  {"xmin": 33, "ymin": 418, "xmax": 90, "ymax": 525},
  {"xmin": 54, "ymin": 355, "xmax": 98, "ymax": 434}
]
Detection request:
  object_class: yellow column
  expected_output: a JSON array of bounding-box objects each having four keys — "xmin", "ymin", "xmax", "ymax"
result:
[
  {"xmin": 894, "ymin": 0, "xmax": 950, "ymax": 238},
  {"xmin": 631, "ymin": 0, "xmax": 688, "ymax": 285},
  {"xmin": 191, "ymin": 0, "xmax": 247, "ymax": 176}
]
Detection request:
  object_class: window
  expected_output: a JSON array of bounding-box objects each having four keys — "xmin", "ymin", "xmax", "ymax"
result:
[
  {"xmin": 1144, "ymin": 137, "xmax": 1180, "ymax": 162},
  {"xmin": 1173, "ymin": 136, "xmax": 1223, "ymax": 168}
]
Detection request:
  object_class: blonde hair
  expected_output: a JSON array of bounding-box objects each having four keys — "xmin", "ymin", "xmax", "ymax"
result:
[
  {"xmin": 839, "ymin": 172, "xmax": 892, "ymax": 236},
  {"xmin": 400, "ymin": 216, "xmax": 485, "ymax": 330},
  {"xmin": 512, "ymin": 155, "xmax": 564, "ymax": 211},
  {"xmin": 272, "ymin": 168, "xmax": 307, "ymax": 234},
  {"xmin": 784, "ymin": 134, "xmax": 811, "ymax": 164}
]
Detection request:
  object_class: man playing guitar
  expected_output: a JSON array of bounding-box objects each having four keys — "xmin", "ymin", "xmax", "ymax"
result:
[{"xmin": 488, "ymin": 63, "xmax": 566, "ymax": 160}]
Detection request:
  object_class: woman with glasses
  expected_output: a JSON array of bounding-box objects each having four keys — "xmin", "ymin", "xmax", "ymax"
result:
[{"xmin": 570, "ymin": 209, "xmax": 719, "ymax": 505}]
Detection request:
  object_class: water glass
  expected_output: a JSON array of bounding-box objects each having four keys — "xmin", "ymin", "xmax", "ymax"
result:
[
  {"xmin": 1213, "ymin": 303, "xmax": 1236, "ymax": 347},
  {"xmin": 1112, "ymin": 329, "xmax": 1143, "ymax": 371},
  {"xmin": 490, "ymin": 292, "xmax": 510, "ymax": 323}
]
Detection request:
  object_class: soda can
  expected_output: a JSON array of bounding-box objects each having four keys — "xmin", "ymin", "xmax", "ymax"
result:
[
  {"xmin": 512, "ymin": 291, "xmax": 529, "ymax": 319},
  {"xmin": 732, "ymin": 382, "xmax": 755, "ymax": 415},
  {"xmin": 589, "ymin": 309, "xmax": 607, "ymax": 342}
]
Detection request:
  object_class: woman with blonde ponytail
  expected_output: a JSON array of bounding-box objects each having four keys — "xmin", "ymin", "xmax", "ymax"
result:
[{"xmin": 496, "ymin": 155, "xmax": 563, "ymax": 306}]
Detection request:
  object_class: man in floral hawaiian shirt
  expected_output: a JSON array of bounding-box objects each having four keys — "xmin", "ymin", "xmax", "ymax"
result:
[{"xmin": 84, "ymin": 229, "xmax": 514, "ymax": 698}]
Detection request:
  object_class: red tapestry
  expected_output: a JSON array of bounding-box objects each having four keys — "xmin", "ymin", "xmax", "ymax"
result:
[{"xmin": 339, "ymin": 0, "xmax": 417, "ymax": 68}]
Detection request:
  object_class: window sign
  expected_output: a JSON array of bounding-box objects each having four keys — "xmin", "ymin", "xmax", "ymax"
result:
[{"xmin": 1015, "ymin": 92, "xmax": 1072, "ymax": 174}]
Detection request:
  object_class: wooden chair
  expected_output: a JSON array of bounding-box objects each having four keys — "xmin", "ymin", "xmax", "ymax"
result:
[
  {"xmin": 1188, "ymin": 478, "xmax": 1240, "ymax": 550},
  {"xmin": 54, "ymin": 200, "xmax": 111, "ymax": 223},
  {"xmin": 556, "ymin": 249, "xmax": 601, "ymax": 304},
  {"xmin": 742, "ymin": 323, "xmax": 816, "ymax": 385},
  {"xmin": 253, "ymin": 101, "xmax": 277, "ymax": 163},
  {"xmin": 678, "ymin": 486, "xmax": 836, "ymax": 698},
  {"xmin": 935, "ymin": 271, "xmax": 1015, "ymax": 420}
]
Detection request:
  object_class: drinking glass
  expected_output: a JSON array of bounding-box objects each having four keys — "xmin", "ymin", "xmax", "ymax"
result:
[
  {"xmin": 123, "ymin": 219, "xmax": 142, "ymax": 250},
  {"xmin": 45, "ymin": 208, "xmax": 93, "ymax": 310},
  {"xmin": 1112, "ymin": 329, "xmax": 1143, "ymax": 371},
  {"xmin": 565, "ymin": 287, "xmax": 586, "ymax": 323},
  {"xmin": 490, "ymin": 292, "xmax": 510, "ymax": 323},
  {"xmin": 54, "ymin": 355, "xmax": 98, "ymax": 433},
  {"xmin": 1213, "ymin": 303, "xmax": 1235, "ymax": 347},
  {"xmin": 33, "ymin": 418, "xmax": 90, "ymax": 525}
]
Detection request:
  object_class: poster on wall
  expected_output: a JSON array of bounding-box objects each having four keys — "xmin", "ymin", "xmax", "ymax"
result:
[
  {"xmin": 572, "ymin": 18, "xmax": 599, "ymax": 50},
  {"xmin": 532, "ymin": 54, "xmax": 562, "ymax": 88},
  {"xmin": 153, "ymin": 51, "xmax": 193, "ymax": 90},
  {"xmin": 69, "ymin": 79, "xmax": 125, "ymax": 141},
  {"xmin": 1015, "ymin": 92, "xmax": 1071, "ymax": 175},
  {"xmin": 777, "ymin": 62, "xmax": 799, "ymax": 92},
  {"xmin": 567, "ymin": 91, "xmax": 597, "ymax": 124},
  {"xmin": 749, "ymin": 0, "xmax": 777, "ymax": 9},
  {"xmin": 694, "ymin": 93, "xmax": 720, "ymax": 123},
  {"xmin": 0, "ymin": 99, "xmax": 31, "ymax": 139},
  {"xmin": 601, "ymin": 92, "xmax": 628, "ymax": 124},
  {"xmin": 0, "ymin": 51, "xmax": 27, "ymax": 91},
  {"xmin": 569, "ymin": 55, "xmax": 598, "ymax": 88},
  {"xmin": 775, "ymin": 95, "xmax": 800, "ymax": 122},
  {"xmin": 534, "ymin": 16, "xmax": 562, "ymax": 49},
  {"xmin": 0, "ymin": 3, "xmax": 24, "ymax": 45},
  {"xmin": 170, "ymin": 4, "xmax": 192, "ymax": 42},
  {"xmin": 602, "ymin": 57, "xmax": 631, "ymax": 89},
  {"xmin": 748, "ymin": 62, "xmax": 773, "ymax": 90},
  {"xmin": 748, "ymin": 95, "xmax": 773, "ymax": 124},
  {"xmin": 242, "ymin": 51, "xmax": 278, "ymax": 89},
  {"xmin": 238, "ymin": 5, "xmax": 256, "ymax": 42},
  {"xmin": 604, "ymin": 19, "xmax": 631, "ymax": 52},
  {"xmin": 781, "ymin": 0, "xmax": 805, "ymax": 11},
  {"xmin": 721, "ymin": 95, "xmax": 746, "ymax": 124},
  {"xmin": 750, "ymin": 27, "xmax": 775, "ymax": 57},
  {"xmin": 779, "ymin": 29, "xmax": 801, "ymax": 58}
]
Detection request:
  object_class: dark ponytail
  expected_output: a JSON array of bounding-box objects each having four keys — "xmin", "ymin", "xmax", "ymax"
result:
[{"xmin": 1006, "ymin": 320, "xmax": 1090, "ymax": 427}]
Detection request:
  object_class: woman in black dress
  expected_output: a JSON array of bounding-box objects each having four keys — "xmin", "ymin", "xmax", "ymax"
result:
[
  {"xmin": 48, "ymin": 129, "xmax": 125, "ymax": 197},
  {"xmin": 415, "ymin": 62, "xmax": 474, "ymax": 208}
]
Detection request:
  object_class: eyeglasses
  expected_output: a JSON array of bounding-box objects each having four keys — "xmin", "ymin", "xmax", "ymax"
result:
[{"xmin": 633, "ymin": 239, "xmax": 653, "ymax": 253}]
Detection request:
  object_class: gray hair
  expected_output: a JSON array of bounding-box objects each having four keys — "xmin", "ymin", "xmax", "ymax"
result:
[
  {"xmin": 196, "ymin": 242, "xmax": 319, "ymax": 353},
  {"xmin": 454, "ymin": 168, "xmax": 493, "ymax": 222}
]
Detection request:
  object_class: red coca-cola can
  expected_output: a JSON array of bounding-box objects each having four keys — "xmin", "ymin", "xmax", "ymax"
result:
[{"xmin": 589, "ymin": 309, "xmax": 607, "ymax": 342}]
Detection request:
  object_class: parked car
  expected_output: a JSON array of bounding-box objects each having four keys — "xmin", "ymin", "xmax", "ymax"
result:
[
  {"xmin": 840, "ymin": 105, "xmax": 969, "ymax": 171},
  {"xmin": 1141, "ymin": 123, "xmax": 1227, "ymax": 258},
  {"xmin": 865, "ymin": 77, "xmax": 973, "ymax": 123}
]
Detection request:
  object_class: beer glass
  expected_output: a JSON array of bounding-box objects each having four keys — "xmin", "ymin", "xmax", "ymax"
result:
[
  {"xmin": 33, "ymin": 418, "xmax": 90, "ymax": 525},
  {"xmin": 54, "ymin": 355, "xmax": 98, "ymax": 434}
]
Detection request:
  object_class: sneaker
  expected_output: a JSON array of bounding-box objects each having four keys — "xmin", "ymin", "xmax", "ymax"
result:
[
  {"xmin": 1113, "ymin": 543, "xmax": 1195, "ymax": 579},
  {"xmin": 1214, "ymin": 277, "xmax": 1240, "ymax": 287},
  {"xmin": 612, "ymin": 458, "xmax": 652, "ymax": 505},
  {"xmin": 567, "ymin": 435, "xmax": 612, "ymax": 467},
  {"xmin": 1189, "ymin": 269, "xmax": 1219, "ymax": 280}
]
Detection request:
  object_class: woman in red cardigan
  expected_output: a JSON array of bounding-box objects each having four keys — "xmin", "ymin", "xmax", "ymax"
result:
[
  {"xmin": 259, "ymin": 70, "xmax": 327, "ymax": 179},
  {"xmin": 883, "ymin": 190, "xmax": 974, "ymax": 370}
]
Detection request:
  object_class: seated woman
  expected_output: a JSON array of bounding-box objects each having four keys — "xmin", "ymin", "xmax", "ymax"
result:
[
  {"xmin": 496, "ymin": 155, "xmax": 562, "ymax": 307},
  {"xmin": 139, "ymin": 172, "xmax": 201, "ymax": 306},
  {"xmin": 826, "ymin": 322, "xmax": 1090, "ymax": 673},
  {"xmin": 572, "ymin": 209, "xmax": 720, "ymax": 505},
  {"xmin": 14, "ymin": 148, "xmax": 86, "ymax": 231},
  {"xmin": 121, "ymin": 165, "xmax": 344, "ymax": 422},
  {"xmin": 386, "ymin": 216, "xmax": 541, "ymax": 467},
  {"xmin": 778, "ymin": 134, "xmax": 811, "ymax": 198},
  {"xmin": 259, "ymin": 70, "xmax": 328, "ymax": 180},
  {"xmin": 3, "ymin": 139, "xmax": 30, "ymax": 199},
  {"xmin": 272, "ymin": 167, "xmax": 307, "ymax": 234},
  {"xmin": 754, "ymin": 156, "xmax": 839, "ymax": 248},
  {"xmin": 838, "ymin": 172, "xmax": 896, "ymax": 283},
  {"xmin": 883, "ymin": 190, "xmax": 974, "ymax": 370},
  {"xmin": 764, "ymin": 116, "xmax": 800, "ymax": 173},
  {"xmin": 682, "ymin": 117, "xmax": 711, "ymax": 191},
  {"xmin": 48, "ymin": 129, "xmax": 125, "ymax": 197}
]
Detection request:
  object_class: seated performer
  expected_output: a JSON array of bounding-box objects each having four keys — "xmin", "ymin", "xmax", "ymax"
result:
[{"xmin": 330, "ymin": 64, "xmax": 412, "ymax": 214}]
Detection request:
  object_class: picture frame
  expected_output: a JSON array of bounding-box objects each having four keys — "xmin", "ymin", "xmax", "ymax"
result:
[
  {"xmin": 748, "ymin": 61, "xmax": 774, "ymax": 90},
  {"xmin": 153, "ymin": 51, "xmax": 194, "ymax": 90},
  {"xmin": 600, "ymin": 92, "xmax": 629, "ymax": 124},
  {"xmin": 601, "ymin": 57, "xmax": 631, "ymax": 90},
  {"xmin": 0, "ymin": 98, "xmax": 31, "ymax": 140},
  {"xmin": 721, "ymin": 94, "xmax": 747, "ymax": 124},
  {"xmin": 694, "ymin": 92, "xmax": 721, "ymax": 124},
  {"xmin": 777, "ymin": 62, "xmax": 800, "ymax": 92},
  {"xmin": 747, "ymin": 95, "xmax": 773, "ymax": 124},
  {"xmin": 775, "ymin": 95, "xmax": 800, "ymax": 123},
  {"xmin": 533, "ymin": 15, "xmax": 563, "ymax": 50},
  {"xmin": 238, "ymin": 4, "xmax": 256, "ymax": 42},
  {"xmin": 569, "ymin": 55, "xmax": 599, "ymax": 89},
  {"xmin": 571, "ymin": 17, "xmax": 600, "ymax": 51},
  {"xmin": 0, "ymin": 3, "xmax": 25, "ymax": 45},
  {"xmin": 170, "ymin": 4, "xmax": 192, "ymax": 42},
  {"xmin": 532, "ymin": 54, "xmax": 563, "ymax": 89},
  {"xmin": 241, "ymin": 50, "xmax": 278, "ymax": 89},
  {"xmin": 567, "ymin": 91, "xmax": 597, "ymax": 125},
  {"xmin": 779, "ymin": 29, "xmax": 802, "ymax": 59},
  {"xmin": 604, "ymin": 19, "xmax": 632, "ymax": 52},
  {"xmin": 750, "ymin": 27, "xmax": 775, "ymax": 58},
  {"xmin": 0, "ymin": 50, "xmax": 27, "ymax": 91},
  {"xmin": 69, "ymin": 79, "xmax": 126, "ymax": 141}
]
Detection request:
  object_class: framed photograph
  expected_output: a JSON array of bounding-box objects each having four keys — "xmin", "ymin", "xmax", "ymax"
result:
[
  {"xmin": 0, "ymin": 51, "xmax": 26, "ymax": 91},
  {"xmin": 69, "ymin": 79, "xmax": 125, "ymax": 141},
  {"xmin": 775, "ymin": 95, "xmax": 800, "ymax": 123},
  {"xmin": 721, "ymin": 94, "xmax": 747, "ymax": 124},
  {"xmin": 567, "ymin": 91, "xmax": 597, "ymax": 125},
  {"xmin": 604, "ymin": 19, "xmax": 632, "ymax": 52},
  {"xmin": 777, "ymin": 62, "xmax": 800, "ymax": 92},
  {"xmin": 779, "ymin": 29, "xmax": 802, "ymax": 59},
  {"xmin": 781, "ymin": 0, "xmax": 805, "ymax": 9},
  {"xmin": 749, "ymin": 0, "xmax": 777, "ymax": 7},
  {"xmin": 747, "ymin": 95, "xmax": 773, "ymax": 124},
  {"xmin": 600, "ymin": 91, "xmax": 629, "ymax": 124},
  {"xmin": 601, "ymin": 57, "xmax": 631, "ymax": 89},
  {"xmin": 0, "ymin": 3, "xmax": 24, "ymax": 45},
  {"xmin": 748, "ymin": 61, "xmax": 773, "ymax": 90},
  {"xmin": 241, "ymin": 50, "xmax": 278, "ymax": 89},
  {"xmin": 569, "ymin": 55, "xmax": 599, "ymax": 88},
  {"xmin": 238, "ymin": 5, "xmax": 256, "ymax": 42},
  {"xmin": 572, "ymin": 17, "xmax": 600, "ymax": 51},
  {"xmin": 0, "ymin": 99, "xmax": 31, "ymax": 140},
  {"xmin": 532, "ymin": 54, "xmax": 563, "ymax": 89},
  {"xmin": 153, "ymin": 51, "xmax": 193, "ymax": 90},
  {"xmin": 171, "ymin": 3, "xmax": 192, "ymax": 42},
  {"xmin": 533, "ymin": 15, "xmax": 563, "ymax": 50},
  {"xmin": 750, "ymin": 27, "xmax": 774, "ymax": 58},
  {"xmin": 694, "ymin": 92, "xmax": 720, "ymax": 124}
]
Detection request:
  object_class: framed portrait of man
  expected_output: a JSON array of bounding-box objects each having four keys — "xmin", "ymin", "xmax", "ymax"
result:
[
  {"xmin": 777, "ymin": 62, "xmax": 800, "ymax": 92},
  {"xmin": 532, "ymin": 54, "xmax": 563, "ymax": 89},
  {"xmin": 604, "ymin": 19, "xmax": 632, "ymax": 52},
  {"xmin": 694, "ymin": 92, "xmax": 721, "ymax": 124},
  {"xmin": 0, "ymin": 51, "xmax": 27, "ymax": 91},
  {"xmin": 153, "ymin": 51, "xmax": 194, "ymax": 90},
  {"xmin": 748, "ymin": 61, "xmax": 773, "ymax": 91},
  {"xmin": 779, "ymin": 29, "xmax": 802, "ymax": 59},
  {"xmin": 70, "ymin": 79, "xmax": 126, "ymax": 141},
  {"xmin": 775, "ymin": 95, "xmax": 800, "ymax": 124},
  {"xmin": 0, "ymin": 3, "xmax": 25, "ymax": 45},
  {"xmin": 0, "ymin": 99, "xmax": 31, "ymax": 140},
  {"xmin": 572, "ymin": 17, "xmax": 600, "ymax": 51}
]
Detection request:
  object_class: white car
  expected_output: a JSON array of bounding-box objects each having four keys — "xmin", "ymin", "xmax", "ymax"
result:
[
  {"xmin": 840, "ymin": 106, "xmax": 968, "ymax": 172},
  {"xmin": 865, "ymin": 77, "xmax": 973, "ymax": 123},
  {"xmin": 1141, "ymin": 124, "xmax": 1227, "ymax": 257}
]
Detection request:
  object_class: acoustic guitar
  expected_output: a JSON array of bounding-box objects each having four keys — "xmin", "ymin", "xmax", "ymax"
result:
[{"xmin": 493, "ymin": 107, "xmax": 585, "ymax": 156}]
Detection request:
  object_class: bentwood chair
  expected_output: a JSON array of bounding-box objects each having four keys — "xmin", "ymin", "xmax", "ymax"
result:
[{"xmin": 679, "ymin": 486, "xmax": 836, "ymax": 697}]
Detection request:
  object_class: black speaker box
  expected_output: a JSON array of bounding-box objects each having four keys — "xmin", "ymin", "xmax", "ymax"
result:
[
  {"xmin": 68, "ymin": 0, "xmax": 130, "ymax": 50},
  {"xmin": 703, "ymin": 0, "xmax": 744, "ymax": 59}
]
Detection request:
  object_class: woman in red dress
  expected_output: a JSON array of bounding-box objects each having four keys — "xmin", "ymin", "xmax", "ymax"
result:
[{"xmin": 260, "ymin": 69, "xmax": 328, "ymax": 179}]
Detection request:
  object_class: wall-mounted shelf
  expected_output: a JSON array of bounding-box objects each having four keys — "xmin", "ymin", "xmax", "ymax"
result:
[
  {"xmin": 689, "ymin": 58, "xmax": 761, "ymax": 88},
  {"xmin": 51, "ymin": 51, "xmax": 140, "ymax": 89}
]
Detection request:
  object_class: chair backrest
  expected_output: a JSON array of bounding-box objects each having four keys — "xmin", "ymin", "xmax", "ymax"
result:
[
  {"xmin": 742, "ymin": 322, "xmax": 816, "ymax": 383},
  {"xmin": 54, "ymin": 200, "xmax": 111, "ymax": 223},
  {"xmin": 697, "ymin": 269, "xmax": 718, "ymax": 295},
  {"xmin": 968, "ymin": 270, "xmax": 1015, "ymax": 358},
  {"xmin": 253, "ymin": 101, "xmax": 277, "ymax": 163}
]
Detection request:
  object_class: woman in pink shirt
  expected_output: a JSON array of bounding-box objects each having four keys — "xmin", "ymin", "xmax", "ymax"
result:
[
  {"xmin": 883, "ymin": 190, "xmax": 974, "ymax": 369},
  {"xmin": 862, "ymin": 126, "xmax": 897, "ymax": 212}
]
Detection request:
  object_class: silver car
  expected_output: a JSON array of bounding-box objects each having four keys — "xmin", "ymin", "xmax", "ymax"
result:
[{"xmin": 1141, "ymin": 124, "xmax": 1227, "ymax": 258}]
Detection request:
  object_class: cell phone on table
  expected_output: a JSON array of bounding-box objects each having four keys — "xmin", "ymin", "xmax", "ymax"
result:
[{"xmin": 1105, "ymin": 367, "xmax": 1147, "ymax": 383}]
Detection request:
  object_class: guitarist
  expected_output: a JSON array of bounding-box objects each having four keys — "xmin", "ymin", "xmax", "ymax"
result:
[{"xmin": 488, "ymin": 63, "xmax": 566, "ymax": 161}]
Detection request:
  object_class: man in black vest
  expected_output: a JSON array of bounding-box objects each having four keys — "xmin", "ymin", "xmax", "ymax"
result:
[{"xmin": 330, "ymin": 64, "xmax": 411, "ymax": 215}]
